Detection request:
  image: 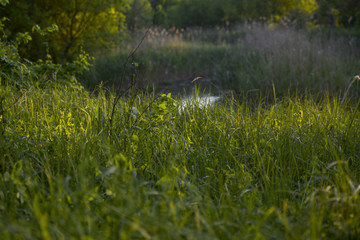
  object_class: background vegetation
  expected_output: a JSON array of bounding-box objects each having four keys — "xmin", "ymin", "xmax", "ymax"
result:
[
  {"xmin": 1, "ymin": 0, "xmax": 359, "ymax": 63},
  {"xmin": 83, "ymin": 24, "xmax": 360, "ymax": 98},
  {"xmin": 1, "ymin": 0, "xmax": 360, "ymax": 239}
]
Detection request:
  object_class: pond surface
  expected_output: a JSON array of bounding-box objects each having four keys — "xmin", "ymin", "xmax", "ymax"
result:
[{"xmin": 179, "ymin": 95, "xmax": 220, "ymax": 110}]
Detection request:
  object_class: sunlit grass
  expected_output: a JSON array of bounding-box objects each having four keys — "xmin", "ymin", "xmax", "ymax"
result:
[
  {"xmin": 1, "ymin": 21, "xmax": 359, "ymax": 240},
  {"xmin": 1, "ymin": 82, "xmax": 360, "ymax": 239}
]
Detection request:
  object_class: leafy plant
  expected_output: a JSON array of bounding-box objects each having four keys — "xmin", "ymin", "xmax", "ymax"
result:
[
  {"xmin": 0, "ymin": 17, "xmax": 93, "ymax": 88},
  {"xmin": 0, "ymin": 0, "xmax": 129, "ymax": 62}
]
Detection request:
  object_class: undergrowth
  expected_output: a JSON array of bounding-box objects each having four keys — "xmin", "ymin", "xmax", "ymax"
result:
[
  {"xmin": 1, "ymin": 17, "xmax": 360, "ymax": 239},
  {"xmin": 1, "ymin": 83, "xmax": 360, "ymax": 239}
]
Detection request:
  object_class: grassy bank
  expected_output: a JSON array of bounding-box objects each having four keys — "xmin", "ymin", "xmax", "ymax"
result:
[
  {"xmin": 1, "ymin": 23, "xmax": 360, "ymax": 239},
  {"xmin": 83, "ymin": 24, "xmax": 360, "ymax": 99},
  {"xmin": 1, "ymin": 82, "xmax": 360, "ymax": 239}
]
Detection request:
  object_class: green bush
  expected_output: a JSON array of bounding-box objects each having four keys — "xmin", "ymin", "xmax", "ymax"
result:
[{"xmin": 0, "ymin": 18, "xmax": 93, "ymax": 88}]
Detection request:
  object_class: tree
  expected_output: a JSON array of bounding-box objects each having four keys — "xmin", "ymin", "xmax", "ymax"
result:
[
  {"xmin": 125, "ymin": 0, "xmax": 153, "ymax": 31},
  {"xmin": 149, "ymin": 0, "xmax": 182, "ymax": 26},
  {"xmin": 166, "ymin": 0, "xmax": 225, "ymax": 27},
  {"xmin": 149, "ymin": 0, "xmax": 320, "ymax": 28},
  {"xmin": 0, "ymin": 0, "xmax": 130, "ymax": 62},
  {"xmin": 314, "ymin": 0, "xmax": 360, "ymax": 27},
  {"xmin": 330, "ymin": 0, "xmax": 360, "ymax": 27}
]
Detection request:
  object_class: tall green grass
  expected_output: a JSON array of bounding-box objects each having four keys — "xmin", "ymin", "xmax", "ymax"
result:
[
  {"xmin": 1, "ymin": 81, "xmax": 360, "ymax": 239},
  {"xmin": 2, "ymin": 22, "xmax": 360, "ymax": 239},
  {"xmin": 82, "ymin": 24, "xmax": 360, "ymax": 99}
]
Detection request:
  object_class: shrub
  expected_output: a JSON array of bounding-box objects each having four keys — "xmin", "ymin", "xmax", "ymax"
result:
[{"xmin": 0, "ymin": 17, "xmax": 93, "ymax": 88}]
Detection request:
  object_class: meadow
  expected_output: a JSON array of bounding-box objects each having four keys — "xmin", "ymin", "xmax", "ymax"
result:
[
  {"xmin": 1, "ymin": 24, "xmax": 360, "ymax": 239},
  {"xmin": 84, "ymin": 23, "xmax": 360, "ymax": 98}
]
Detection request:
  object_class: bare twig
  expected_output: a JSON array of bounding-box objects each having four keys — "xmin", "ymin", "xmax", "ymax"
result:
[{"xmin": 109, "ymin": 29, "xmax": 149, "ymax": 128}]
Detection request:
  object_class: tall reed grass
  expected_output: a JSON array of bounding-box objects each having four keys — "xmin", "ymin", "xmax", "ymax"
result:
[
  {"xmin": 1, "ymin": 82, "xmax": 360, "ymax": 239},
  {"xmin": 83, "ymin": 23, "xmax": 359, "ymax": 100}
]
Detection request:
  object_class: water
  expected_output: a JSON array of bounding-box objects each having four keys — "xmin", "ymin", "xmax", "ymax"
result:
[{"xmin": 179, "ymin": 95, "xmax": 220, "ymax": 110}]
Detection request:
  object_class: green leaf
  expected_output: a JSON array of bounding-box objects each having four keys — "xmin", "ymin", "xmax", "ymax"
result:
[{"xmin": 131, "ymin": 134, "xmax": 139, "ymax": 142}]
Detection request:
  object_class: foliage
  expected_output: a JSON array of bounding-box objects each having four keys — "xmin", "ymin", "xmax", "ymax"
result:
[
  {"xmin": 0, "ymin": 0, "xmax": 8, "ymax": 6},
  {"xmin": 167, "ymin": 0, "xmax": 225, "ymax": 27},
  {"xmin": 0, "ymin": 0, "xmax": 129, "ymax": 62},
  {"xmin": 148, "ymin": 0, "xmax": 359, "ymax": 30},
  {"xmin": 125, "ymin": 0, "xmax": 153, "ymax": 31},
  {"xmin": 149, "ymin": 0, "xmax": 318, "ymax": 27},
  {"xmin": 325, "ymin": 0, "xmax": 360, "ymax": 27},
  {"xmin": 1, "ymin": 0, "xmax": 359, "ymax": 67},
  {"xmin": 1, "ymin": 0, "xmax": 360, "ymax": 238},
  {"xmin": 0, "ymin": 18, "xmax": 93, "ymax": 87}
]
